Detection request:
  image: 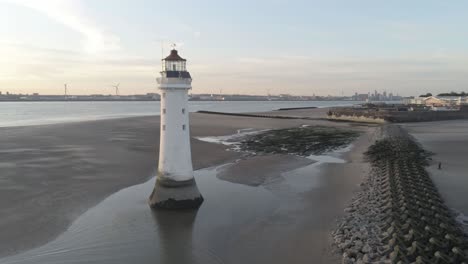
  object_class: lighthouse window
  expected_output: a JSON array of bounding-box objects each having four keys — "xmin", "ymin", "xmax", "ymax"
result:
[
  {"xmin": 182, "ymin": 124, "xmax": 186, "ymax": 130},
  {"xmin": 162, "ymin": 125, "xmax": 166, "ymax": 131},
  {"xmin": 163, "ymin": 108, "xmax": 166, "ymax": 114},
  {"xmin": 162, "ymin": 93, "xmax": 166, "ymax": 98},
  {"xmin": 182, "ymin": 108, "xmax": 185, "ymax": 114}
]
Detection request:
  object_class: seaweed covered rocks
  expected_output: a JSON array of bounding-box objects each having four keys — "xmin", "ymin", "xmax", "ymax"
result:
[
  {"xmin": 333, "ymin": 125, "xmax": 468, "ymax": 263},
  {"xmin": 240, "ymin": 126, "xmax": 360, "ymax": 156}
]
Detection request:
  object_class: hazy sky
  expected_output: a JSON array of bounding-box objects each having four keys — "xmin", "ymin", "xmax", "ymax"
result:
[{"xmin": 1, "ymin": 0, "xmax": 468, "ymax": 96}]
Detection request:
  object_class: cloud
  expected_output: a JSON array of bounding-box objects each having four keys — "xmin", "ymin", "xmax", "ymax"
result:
[
  {"xmin": 4, "ymin": 44, "xmax": 468, "ymax": 96},
  {"xmin": 0, "ymin": 42, "xmax": 157, "ymax": 95},
  {"xmin": 190, "ymin": 54, "xmax": 468, "ymax": 96},
  {"xmin": 1, "ymin": 0, "xmax": 120, "ymax": 53}
]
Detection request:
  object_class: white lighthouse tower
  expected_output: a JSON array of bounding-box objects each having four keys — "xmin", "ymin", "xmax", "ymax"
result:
[{"xmin": 149, "ymin": 48, "xmax": 203, "ymax": 209}]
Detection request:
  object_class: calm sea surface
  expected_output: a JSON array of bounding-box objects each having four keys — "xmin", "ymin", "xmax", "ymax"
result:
[{"xmin": 0, "ymin": 101, "xmax": 361, "ymax": 127}]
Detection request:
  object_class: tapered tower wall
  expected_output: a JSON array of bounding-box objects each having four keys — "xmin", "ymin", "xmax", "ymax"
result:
[{"xmin": 158, "ymin": 86, "xmax": 193, "ymax": 181}]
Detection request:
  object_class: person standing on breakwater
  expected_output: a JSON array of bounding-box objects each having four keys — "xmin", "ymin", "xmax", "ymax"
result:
[{"xmin": 438, "ymin": 162, "xmax": 442, "ymax": 170}]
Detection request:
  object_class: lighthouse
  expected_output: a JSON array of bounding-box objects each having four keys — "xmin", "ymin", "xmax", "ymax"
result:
[{"xmin": 149, "ymin": 48, "xmax": 204, "ymax": 209}]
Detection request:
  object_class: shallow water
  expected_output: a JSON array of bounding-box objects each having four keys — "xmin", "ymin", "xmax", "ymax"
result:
[
  {"xmin": 1, "ymin": 166, "xmax": 274, "ymax": 264},
  {"xmin": 1, "ymin": 148, "xmax": 348, "ymax": 264}
]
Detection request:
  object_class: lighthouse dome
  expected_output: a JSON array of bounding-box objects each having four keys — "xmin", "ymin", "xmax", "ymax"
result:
[
  {"xmin": 164, "ymin": 49, "xmax": 186, "ymax": 61},
  {"xmin": 162, "ymin": 49, "xmax": 191, "ymax": 78}
]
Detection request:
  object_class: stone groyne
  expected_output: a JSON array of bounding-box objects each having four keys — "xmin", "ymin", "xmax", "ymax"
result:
[
  {"xmin": 333, "ymin": 125, "xmax": 468, "ymax": 263},
  {"xmin": 328, "ymin": 107, "xmax": 468, "ymax": 123},
  {"xmin": 275, "ymin": 106, "xmax": 318, "ymax": 111},
  {"xmin": 196, "ymin": 110, "xmax": 321, "ymax": 120}
]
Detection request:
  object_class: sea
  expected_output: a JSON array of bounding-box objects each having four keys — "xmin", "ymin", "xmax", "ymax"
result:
[{"xmin": 0, "ymin": 101, "xmax": 362, "ymax": 127}]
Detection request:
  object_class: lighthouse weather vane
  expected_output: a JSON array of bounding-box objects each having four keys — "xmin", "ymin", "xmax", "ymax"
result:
[{"xmin": 170, "ymin": 43, "xmax": 177, "ymax": 50}]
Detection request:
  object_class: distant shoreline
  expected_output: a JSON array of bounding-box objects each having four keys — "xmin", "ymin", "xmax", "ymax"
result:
[{"xmin": 0, "ymin": 99, "xmax": 366, "ymax": 102}]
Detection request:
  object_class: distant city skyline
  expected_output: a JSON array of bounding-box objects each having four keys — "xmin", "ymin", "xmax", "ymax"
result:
[
  {"xmin": 1, "ymin": 0, "xmax": 468, "ymax": 96},
  {"xmin": 0, "ymin": 89, "xmax": 402, "ymax": 98}
]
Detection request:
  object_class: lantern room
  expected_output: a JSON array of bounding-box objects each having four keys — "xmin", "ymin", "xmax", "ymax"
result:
[{"xmin": 163, "ymin": 49, "xmax": 187, "ymax": 72}]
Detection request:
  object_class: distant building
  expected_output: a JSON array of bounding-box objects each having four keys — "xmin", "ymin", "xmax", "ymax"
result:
[
  {"xmin": 404, "ymin": 95, "xmax": 467, "ymax": 107},
  {"xmin": 402, "ymin": 97, "xmax": 415, "ymax": 105},
  {"xmin": 352, "ymin": 93, "xmax": 369, "ymax": 101}
]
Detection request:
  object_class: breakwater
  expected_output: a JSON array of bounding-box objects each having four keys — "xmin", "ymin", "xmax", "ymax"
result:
[
  {"xmin": 196, "ymin": 110, "xmax": 321, "ymax": 120},
  {"xmin": 276, "ymin": 106, "xmax": 318, "ymax": 111},
  {"xmin": 328, "ymin": 107, "xmax": 468, "ymax": 123},
  {"xmin": 333, "ymin": 125, "xmax": 468, "ymax": 263}
]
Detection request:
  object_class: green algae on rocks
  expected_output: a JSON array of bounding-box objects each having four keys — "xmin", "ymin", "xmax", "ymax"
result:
[{"xmin": 240, "ymin": 126, "xmax": 360, "ymax": 156}]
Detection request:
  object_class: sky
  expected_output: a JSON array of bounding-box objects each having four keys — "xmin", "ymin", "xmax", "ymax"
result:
[{"xmin": 1, "ymin": 0, "xmax": 468, "ymax": 96}]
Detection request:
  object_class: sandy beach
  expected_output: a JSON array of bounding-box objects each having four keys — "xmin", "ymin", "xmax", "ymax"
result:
[
  {"xmin": 0, "ymin": 108, "xmax": 375, "ymax": 263},
  {"xmin": 404, "ymin": 120, "xmax": 468, "ymax": 219}
]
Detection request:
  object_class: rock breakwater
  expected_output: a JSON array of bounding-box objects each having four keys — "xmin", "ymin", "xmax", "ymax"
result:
[{"xmin": 333, "ymin": 125, "xmax": 468, "ymax": 263}]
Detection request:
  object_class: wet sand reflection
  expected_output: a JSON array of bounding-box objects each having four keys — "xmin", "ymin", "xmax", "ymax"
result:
[{"xmin": 151, "ymin": 209, "xmax": 198, "ymax": 264}]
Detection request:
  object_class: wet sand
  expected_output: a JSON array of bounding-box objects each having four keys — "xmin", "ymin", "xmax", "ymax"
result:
[
  {"xmin": 0, "ymin": 108, "xmax": 374, "ymax": 262},
  {"xmin": 404, "ymin": 120, "xmax": 468, "ymax": 218},
  {"xmin": 0, "ymin": 115, "xmax": 234, "ymax": 256},
  {"xmin": 217, "ymin": 155, "xmax": 314, "ymax": 186}
]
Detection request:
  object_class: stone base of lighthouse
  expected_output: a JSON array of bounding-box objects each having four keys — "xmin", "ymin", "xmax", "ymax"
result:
[{"xmin": 148, "ymin": 177, "xmax": 203, "ymax": 209}]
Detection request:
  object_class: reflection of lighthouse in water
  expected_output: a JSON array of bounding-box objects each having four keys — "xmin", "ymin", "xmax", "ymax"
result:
[
  {"xmin": 149, "ymin": 48, "xmax": 203, "ymax": 209},
  {"xmin": 151, "ymin": 209, "xmax": 198, "ymax": 263}
]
